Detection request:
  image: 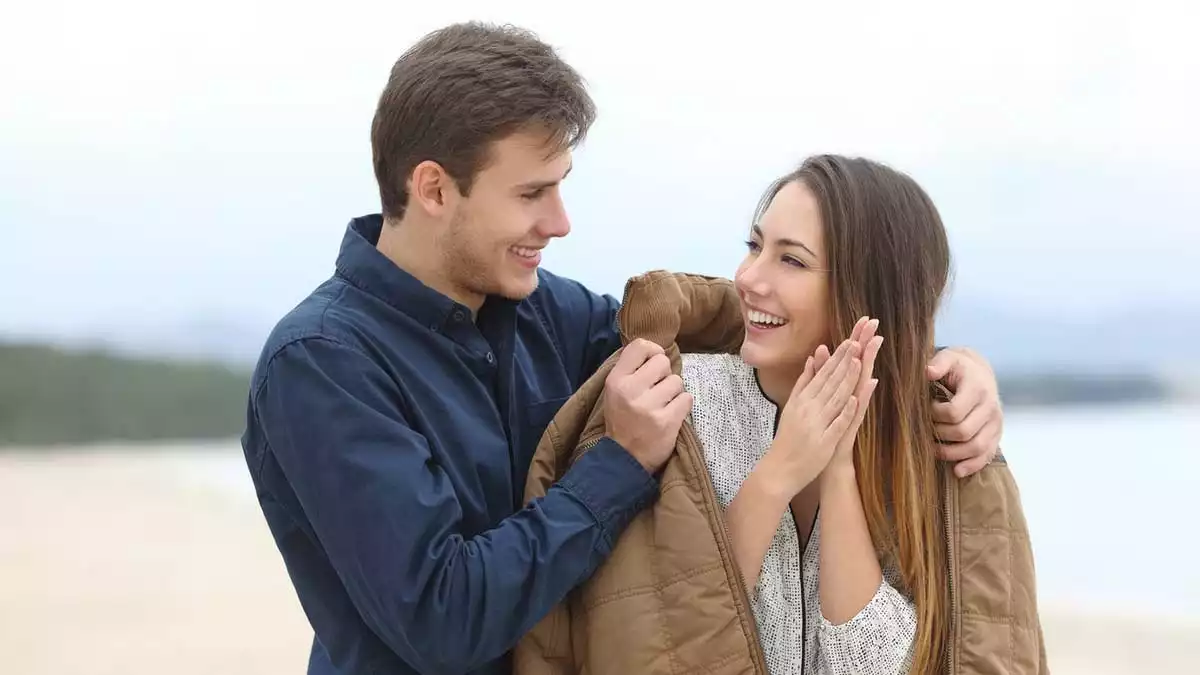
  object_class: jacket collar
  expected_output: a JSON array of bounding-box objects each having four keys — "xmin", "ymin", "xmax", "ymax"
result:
[{"xmin": 615, "ymin": 271, "xmax": 746, "ymax": 359}]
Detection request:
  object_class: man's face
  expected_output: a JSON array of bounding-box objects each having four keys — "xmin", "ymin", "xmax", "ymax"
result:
[{"xmin": 438, "ymin": 130, "xmax": 573, "ymax": 303}]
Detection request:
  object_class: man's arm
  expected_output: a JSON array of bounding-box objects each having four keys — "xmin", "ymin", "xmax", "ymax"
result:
[{"xmin": 255, "ymin": 336, "xmax": 658, "ymax": 674}]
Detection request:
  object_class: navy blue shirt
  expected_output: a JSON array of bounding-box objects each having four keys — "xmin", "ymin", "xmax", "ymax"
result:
[{"xmin": 242, "ymin": 215, "xmax": 659, "ymax": 675}]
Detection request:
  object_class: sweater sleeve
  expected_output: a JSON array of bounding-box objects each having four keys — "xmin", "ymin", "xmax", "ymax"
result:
[{"xmin": 816, "ymin": 566, "xmax": 917, "ymax": 675}]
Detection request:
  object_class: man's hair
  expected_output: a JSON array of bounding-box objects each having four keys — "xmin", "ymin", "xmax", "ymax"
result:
[{"xmin": 371, "ymin": 22, "xmax": 596, "ymax": 219}]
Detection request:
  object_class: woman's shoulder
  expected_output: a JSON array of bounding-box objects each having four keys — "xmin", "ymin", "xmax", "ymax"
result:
[
  {"xmin": 680, "ymin": 352, "xmax": 774, "ymax": 423},
  {"xmin": 681, "ymin": 352, "xmax": 753, "ymax": 388}
]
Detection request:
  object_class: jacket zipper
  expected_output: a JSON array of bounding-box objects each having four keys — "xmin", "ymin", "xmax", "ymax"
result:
[
  {"xmin": 943, "ymin": 466, "xmax": 959, "ymax": 675},
  {"xmin": 570, "ymin": 425, "xmax": 770, "ymax": 673},
  {"xmin": 680, "ymin": 421, "xmax": 771, "ymax": 675},
  {"xmin": 572, "ymin": 435, "xmax": 603, "ymax": 465}
]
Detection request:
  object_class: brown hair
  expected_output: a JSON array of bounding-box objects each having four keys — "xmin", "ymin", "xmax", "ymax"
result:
[
  {"xmin": 756, "ymin": 154, "xmax": 952, "ymax": 673},
  {"xmin": 371, "ymin": 22, "xmax": 596, "ymax": 219}
]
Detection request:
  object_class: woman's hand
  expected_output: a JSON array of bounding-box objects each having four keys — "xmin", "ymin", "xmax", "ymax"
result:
[
  {"xmin": 825, "ymin": 318, "xmax": 883, "ymax": 476},
  {"xmin": 761, "ymin": 334, "xmax": 867, "ymax": 498}
]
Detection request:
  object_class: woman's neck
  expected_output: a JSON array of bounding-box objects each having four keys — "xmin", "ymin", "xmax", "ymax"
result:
[{"xmin": 754, "ymin": 366, "xmax": 801, "ymax": 408}]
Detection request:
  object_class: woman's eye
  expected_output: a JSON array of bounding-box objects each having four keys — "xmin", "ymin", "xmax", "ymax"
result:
[
  {"xmin": 744, "ymin": 239, "xmax": 761, "ymax": 253},
  {"xmin": 783, "ymin": 256, "xmax": 809, "ymax": 269}
]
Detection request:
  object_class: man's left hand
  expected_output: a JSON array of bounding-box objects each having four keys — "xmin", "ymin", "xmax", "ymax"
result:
[{"xmin": 926, "ymin": 347, "xmax": 1003, "ymax": 478}]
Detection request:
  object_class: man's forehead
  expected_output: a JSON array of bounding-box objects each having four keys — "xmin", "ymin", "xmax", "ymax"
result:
[{"xmin": 488, "ymin": 130, "xmax": 572, "ymax": 173}]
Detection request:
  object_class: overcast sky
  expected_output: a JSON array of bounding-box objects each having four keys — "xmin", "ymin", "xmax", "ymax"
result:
[{"xmin": 2, "ymin": 0, "xmax": 1197, "ymax": 342}]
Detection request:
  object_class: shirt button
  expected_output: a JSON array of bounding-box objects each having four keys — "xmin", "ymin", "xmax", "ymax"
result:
[
  {"xmin": 486, "ymin": 352, "xmax": 495, "ymax": 364},
  {"xmin": 453, "ymin": 310, "xmax": 466, "ymax": 322}
]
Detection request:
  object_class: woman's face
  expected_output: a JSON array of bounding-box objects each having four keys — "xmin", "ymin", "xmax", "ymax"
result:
[{"xmin": 735, "ymin": 180, "xmax": 831, "ymax": 379}]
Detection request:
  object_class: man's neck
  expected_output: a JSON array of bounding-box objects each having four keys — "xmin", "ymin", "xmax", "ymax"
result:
[{"xmin": 377, "ymin": 215, "xmax": 484, "ymax": 313}]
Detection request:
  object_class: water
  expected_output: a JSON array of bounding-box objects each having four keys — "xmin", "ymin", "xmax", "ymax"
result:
[
  {"xmin": 203, "ymin": 403, "xmax": 1200, "ymax": 621},
  {"xmin": 999, "ymin": 402, "xmax": 1199, "ymax": 620}
]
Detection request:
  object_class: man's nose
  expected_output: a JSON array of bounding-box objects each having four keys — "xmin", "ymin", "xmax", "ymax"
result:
[{"xmin": 539, "ymin": 193, "xmax": 571, "ymax": 238}]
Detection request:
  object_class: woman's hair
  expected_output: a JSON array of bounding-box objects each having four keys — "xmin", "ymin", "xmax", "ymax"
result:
[{"xmin": 755, "ymin": 154, "xmax": 952, "ymax": 673}]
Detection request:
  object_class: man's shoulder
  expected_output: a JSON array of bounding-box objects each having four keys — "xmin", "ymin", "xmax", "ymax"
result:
[
  {"xmin": 251, "ymin": 278, "xmax": 376, "ymax": 382},
  {"xmin": 531, "ymin": 268, "xmax": 603, "ymax": 305},
  {"xmin": 527, "ymin": 268, "xmax": 618, "ymax": 324}
]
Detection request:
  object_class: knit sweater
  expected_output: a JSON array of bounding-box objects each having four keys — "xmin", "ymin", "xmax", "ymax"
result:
[{"xmin": 682, "ymin": 352, "xmax": 918, "ymax": 675}]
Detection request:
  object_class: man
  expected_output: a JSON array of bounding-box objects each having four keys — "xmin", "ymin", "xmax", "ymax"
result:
[{"xmin": 242, "ymin": 21, "xmax": 1004, "ymax": 675}]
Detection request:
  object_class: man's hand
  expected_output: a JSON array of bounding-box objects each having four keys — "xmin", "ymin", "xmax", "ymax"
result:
[
  {"xmin": 603, "ymin": 338, "xmax": 693, "ymax": 474},
  {"xmin": 926, "ymin": 347, "xmax": 1003, "ymax": 478}
]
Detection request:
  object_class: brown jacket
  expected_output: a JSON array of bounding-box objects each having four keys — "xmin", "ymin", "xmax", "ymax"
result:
[{"xmin": 513, "ymin": 271, "xmax": 1048, "ymax": 675}]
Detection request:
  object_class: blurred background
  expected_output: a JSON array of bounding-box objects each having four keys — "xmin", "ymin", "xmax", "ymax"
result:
[{"xmin": 2, "ymin": 0, "xmax": 1197, "ymax": 673}]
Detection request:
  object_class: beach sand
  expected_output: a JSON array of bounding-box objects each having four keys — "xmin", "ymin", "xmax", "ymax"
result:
[{"xmin": 2, "ymin": 445, "xmax": 1195, "ymax": 674}]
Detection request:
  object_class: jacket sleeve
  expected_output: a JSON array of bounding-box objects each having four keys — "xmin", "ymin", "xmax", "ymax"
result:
[
  {"xmin": 254, "ymin": 336, "xmax": 659, "ymax": 674},
  {"xmin": 816, "ymin": 567, "xmax": 918, "ymax": 675}
]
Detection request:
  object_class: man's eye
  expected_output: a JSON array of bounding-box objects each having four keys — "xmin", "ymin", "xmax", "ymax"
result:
[{"xmin": 522, "ymin": 189, "xmax": 544, "ymax": 201}]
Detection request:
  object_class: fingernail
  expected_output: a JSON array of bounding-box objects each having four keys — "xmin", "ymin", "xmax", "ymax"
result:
[{"xmin": 869, "ymin": 319, "xmax": 879, "ymax": 329}]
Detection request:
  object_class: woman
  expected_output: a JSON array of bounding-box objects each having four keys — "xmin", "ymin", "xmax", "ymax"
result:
[
  {"xmin": 514, "ymin": 154, "xmax": 1045, "ymax": 675},
  {"xmin": 682, "ymin": 154, "xmax": 1040, "ymax": 673}
]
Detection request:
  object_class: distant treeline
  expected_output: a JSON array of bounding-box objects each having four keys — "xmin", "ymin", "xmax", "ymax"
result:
[
  {"xmin": 997, "ymin": 372, "xmax": 1172, "ymax": 407},
  {"xmin": 0, "ymin": 341, "xmax": 1179, "ymax": 447},
  {"xmin": 0, "ymin": 342, "xmax": 251, "ymax": 447}
]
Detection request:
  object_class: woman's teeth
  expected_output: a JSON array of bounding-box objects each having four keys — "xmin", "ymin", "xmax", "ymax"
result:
[{"xmin": 748, "ymin": 310, "xmax": 788, "ymax": 326}]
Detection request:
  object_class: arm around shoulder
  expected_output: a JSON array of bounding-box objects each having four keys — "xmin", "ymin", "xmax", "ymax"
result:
[{"xmin": 253, "ymin": 336, "xmax": 656, "ymax": 673}]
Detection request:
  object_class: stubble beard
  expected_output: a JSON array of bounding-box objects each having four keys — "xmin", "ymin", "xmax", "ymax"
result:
[{"xmin": 440, "ymin": 209, "xmax": 539, "ymax": 304}]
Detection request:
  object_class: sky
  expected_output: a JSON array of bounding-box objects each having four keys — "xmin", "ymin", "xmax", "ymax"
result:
[{"xmin": 1, "ymin": 0, "xmax": 1197, "ymax": 351}]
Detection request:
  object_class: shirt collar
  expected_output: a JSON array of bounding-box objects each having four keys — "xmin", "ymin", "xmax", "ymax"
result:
[{"xmin": 334, "ymin": 214, "xmax": 460, "ymax": 330}]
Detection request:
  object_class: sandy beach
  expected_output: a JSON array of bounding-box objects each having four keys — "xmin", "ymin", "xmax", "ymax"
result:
[{"xmin": 2, "ymin": 444, "xmax": 1196, "ymax": 674}]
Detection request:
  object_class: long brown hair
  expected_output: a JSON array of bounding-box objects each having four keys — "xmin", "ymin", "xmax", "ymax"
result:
[{"xmin": 756, "ymin": 154, "xmax": 952, "ymax": 673}]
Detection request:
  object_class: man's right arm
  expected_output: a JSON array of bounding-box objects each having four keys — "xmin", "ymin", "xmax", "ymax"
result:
[{"xmin": 254, "ymin": 336, "xmax": 659, "ymax": 674}]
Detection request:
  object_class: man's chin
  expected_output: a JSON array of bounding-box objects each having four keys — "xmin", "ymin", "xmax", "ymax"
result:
[{"xmin": 495, "ymin": 272, "xmax": 540, "ymax": 301}]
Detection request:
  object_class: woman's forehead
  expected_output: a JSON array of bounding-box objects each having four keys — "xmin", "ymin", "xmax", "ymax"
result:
[{"xmin": 756, "ymin": 182, "xmax": 824, "ymax": 252}]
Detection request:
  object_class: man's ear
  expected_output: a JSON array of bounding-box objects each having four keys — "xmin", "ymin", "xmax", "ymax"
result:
[{"xmin": 407, "ymin": 160, "xmax": 455, "ymax": 217}]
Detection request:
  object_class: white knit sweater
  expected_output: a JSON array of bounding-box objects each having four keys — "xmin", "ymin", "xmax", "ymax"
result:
[{"xmin": 681, "ymin": 352, "xmax": 918, "ymax": 675}]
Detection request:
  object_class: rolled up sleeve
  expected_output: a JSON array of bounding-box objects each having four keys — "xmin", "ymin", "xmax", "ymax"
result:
[{"xmin": 817, "ymin": 577, "xmax": 917, "ymax": 675}]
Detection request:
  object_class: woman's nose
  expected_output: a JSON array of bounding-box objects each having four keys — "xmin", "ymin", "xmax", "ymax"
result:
[{"xmin": 736, "ymin": 258, "xmax": 771, "ymax": 297}]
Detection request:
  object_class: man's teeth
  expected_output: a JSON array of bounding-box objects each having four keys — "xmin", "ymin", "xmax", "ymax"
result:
[
  {"xmin": 511, "ymin": 246, "xmax": 539, "ymax": 258},
  {"xmin": 749, "ymin": 310, "xmax": 788, "ymax": 326}
]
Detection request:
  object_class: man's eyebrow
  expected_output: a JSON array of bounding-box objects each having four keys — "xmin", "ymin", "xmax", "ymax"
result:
[
  {"xmin": 751, "ymin": 224, "xmax": 819, "ymax": 258},
  {"xmin": 516, "ymin": 163, "xmax": 573, "ymax": 191}
]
